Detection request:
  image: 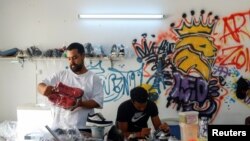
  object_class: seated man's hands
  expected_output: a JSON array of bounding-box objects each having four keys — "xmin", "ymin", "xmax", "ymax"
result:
[
  {"xmin": 159, "ymin": 122, "xmax": 170, "ymax": 133},
  {"xmin": 140, "ymin": 128, "xmax": 151, "ymax": 137}
]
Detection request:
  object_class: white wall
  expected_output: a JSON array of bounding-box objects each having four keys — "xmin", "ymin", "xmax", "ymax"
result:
[
  {"xmin": 0, "ymin": 0, "xmax": 250, "ymax": 125},
  {"xmin": 0, "ymin": 60, "xmax": 36, "ymax": 121}
]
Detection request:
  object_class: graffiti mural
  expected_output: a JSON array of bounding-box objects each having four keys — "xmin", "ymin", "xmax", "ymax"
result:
[
  {"xmin": 132, "ymin": 33, "xmax": 175, "ymax": 101},
  {"xmin": 150, "ymin": 10, "xmax": 225, "ymax": 119},
  {"xmin": 87, "ymin": 60, "xmax": 144, "ymax": 102},
  {"xmin": 85, "ymin": 9, "xmax": 249, "ymax": 122}
]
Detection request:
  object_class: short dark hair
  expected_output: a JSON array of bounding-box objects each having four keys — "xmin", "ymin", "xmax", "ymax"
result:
[
  {"xmin": 130, "ymin": 86, "xmax": 149, "ymax": 103},
  {"xmin": 67, "ymin": 42, "xmax": 85, "ymax": 54}
]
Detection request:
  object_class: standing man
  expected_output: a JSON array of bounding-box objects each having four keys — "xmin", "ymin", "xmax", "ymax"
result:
[
  {"xmin": 116, "ymin": 86, "xmax": 169, "ymax": 139},
  {"xmin": 38, "ymin": 42, "xmax": 104, "ymax": 133}
]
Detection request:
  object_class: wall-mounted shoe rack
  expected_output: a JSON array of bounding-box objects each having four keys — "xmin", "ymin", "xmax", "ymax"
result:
[{"xmin": 0, "ymin": 56, "xmax": 124, "ymax": 68}]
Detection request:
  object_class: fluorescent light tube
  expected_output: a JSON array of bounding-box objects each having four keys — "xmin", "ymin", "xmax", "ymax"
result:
[{"xmin": 78, "ymin": 14, "xmax": 165, "ymax": 19}]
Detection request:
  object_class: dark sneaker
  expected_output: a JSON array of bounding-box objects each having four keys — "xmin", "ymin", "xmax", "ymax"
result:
[
  {"xmin": 52, "ymin": 49, "xmax": 63, "ymax": 57},
  {"xmin": 118, "ymin": 44, "xmax": 125, "ymax": 57},
  {"xmin": 86, "ymin": 113, "xmax": 113, "ymax": 127},
  {"xmin": 27, "ymin": 46, "xmax": 42, "ymax": 57},
  {"xmin": 43, "ymin": 49, "xmax": 53, "ymax": 57},
  {"xmin": 84, "ymin": 43, "xmax": 95, "ymax": 57}
]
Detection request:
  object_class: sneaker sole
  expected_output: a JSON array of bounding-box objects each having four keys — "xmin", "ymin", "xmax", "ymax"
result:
[{"xmin": 86, "ymin": 122, "xmax": 112, "ymax": 127}]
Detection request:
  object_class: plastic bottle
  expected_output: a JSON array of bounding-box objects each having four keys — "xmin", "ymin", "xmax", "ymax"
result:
[{"xmin": 199, "ymin": 117, "xmax": 208, "ymax": 140}]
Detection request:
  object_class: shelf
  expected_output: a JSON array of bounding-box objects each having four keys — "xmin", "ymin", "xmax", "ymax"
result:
[
  {"xmin": 0, "ymin": 56, "xmax": 124, "ymax": 60},
  {"xmin": 0, "ymin": 57, "xmax": 17, "ymax": 60},
  {"xmin": 0, "ymin": 56, "xmax": 125, "ymax": 67}
]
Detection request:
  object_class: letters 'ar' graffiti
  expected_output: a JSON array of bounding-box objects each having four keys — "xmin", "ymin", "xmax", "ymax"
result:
[{"xmin": 214, "ymin": 10, "xmax": 250, "ymax": 106}]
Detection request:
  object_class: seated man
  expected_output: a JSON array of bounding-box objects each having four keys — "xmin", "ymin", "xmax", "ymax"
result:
[{"xmin": 116, "ymin": 86, "xmax": 169, "ymax": 139}]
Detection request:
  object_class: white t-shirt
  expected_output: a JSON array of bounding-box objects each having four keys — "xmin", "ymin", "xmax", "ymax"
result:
[{"xmin": 42, "ymin": 69, "xmax": 104, "ymax": 129}]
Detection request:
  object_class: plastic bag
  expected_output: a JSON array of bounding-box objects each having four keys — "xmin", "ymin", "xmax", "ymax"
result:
[
  {"xmin": 45, "ymin": 124, "xmax": 83, "ymax": 141},
  {"xmin": 0, "ymin": 121, "xmax": 17, "ymax": 140}
]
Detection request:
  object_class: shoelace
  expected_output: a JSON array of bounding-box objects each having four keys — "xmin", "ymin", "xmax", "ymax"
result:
[{"xmin": 96, "ymin": 113, "xmax": 106, "ymax": 121}]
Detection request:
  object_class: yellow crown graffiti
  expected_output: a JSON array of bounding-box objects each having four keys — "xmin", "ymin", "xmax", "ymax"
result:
[
  {"xmin": 175, "ymin": 20, "xmax": 214, "ymax": 37},
  {"xmin": 172, "ymin": 10, "xmax": 219, "ymax": 81}
]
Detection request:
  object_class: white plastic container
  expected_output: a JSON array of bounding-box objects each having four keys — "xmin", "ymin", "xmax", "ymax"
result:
[
  {"xmin": 179, "ymin": 111, "xmax": 199, "ymax": 141},
  {"xmin": 179, "ymin": 111, "xmax": 199, "ymax": 124}
]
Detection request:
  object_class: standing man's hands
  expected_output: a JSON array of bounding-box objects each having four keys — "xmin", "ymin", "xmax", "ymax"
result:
[
  {"xmin": 70, "ymin": 100, "xmax": 83, "ymax": 111},
  {"xmin": 43, "ymin": 85, "xmax": 54, "ymax": 96},
  {"xmin": 38, "ymin": 83, "xmax": 54, "ymax": 97}
]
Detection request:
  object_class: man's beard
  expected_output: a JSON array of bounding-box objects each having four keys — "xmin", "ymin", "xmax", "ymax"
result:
[{"xmin": 70, "ymin": 63, "xmax": 83, "ymax": 73}]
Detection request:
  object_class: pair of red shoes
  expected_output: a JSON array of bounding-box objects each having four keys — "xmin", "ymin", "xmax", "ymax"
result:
[{"xmin": 48, "ymin": 82, "xmax": 84, "ymax": 110}]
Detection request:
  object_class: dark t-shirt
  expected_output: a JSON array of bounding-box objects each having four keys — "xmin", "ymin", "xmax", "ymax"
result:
[{"xmin": 116, "ymin": 100, "xmax": 158, "ymax": 132}]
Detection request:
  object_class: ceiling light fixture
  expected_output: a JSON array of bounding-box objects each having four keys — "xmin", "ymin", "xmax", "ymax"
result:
[{"xmin": 78, "ymin": 14, "xmax": 165, "ymax": 19}]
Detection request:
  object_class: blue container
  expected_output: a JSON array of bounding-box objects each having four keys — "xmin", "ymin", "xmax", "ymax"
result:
[{"xmin": 169, "ymin": 125, "xmax": 181, "ymax": 140}]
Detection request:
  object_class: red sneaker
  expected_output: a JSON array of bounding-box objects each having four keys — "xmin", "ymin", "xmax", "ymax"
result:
[
  {"xmin": 48, "ymin": 93, "xmax": 60, "ymax": 105},
  {"xmin": 56, "ymin": 82, "xmax": 83, "ymax": 98},
  {"xmin": 48, "ymin": 93, "xmax": 77, "ymax": 110},
  {"xmin": 57, "ymin": 96, "xmax": 77, "ymax": 109}
]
